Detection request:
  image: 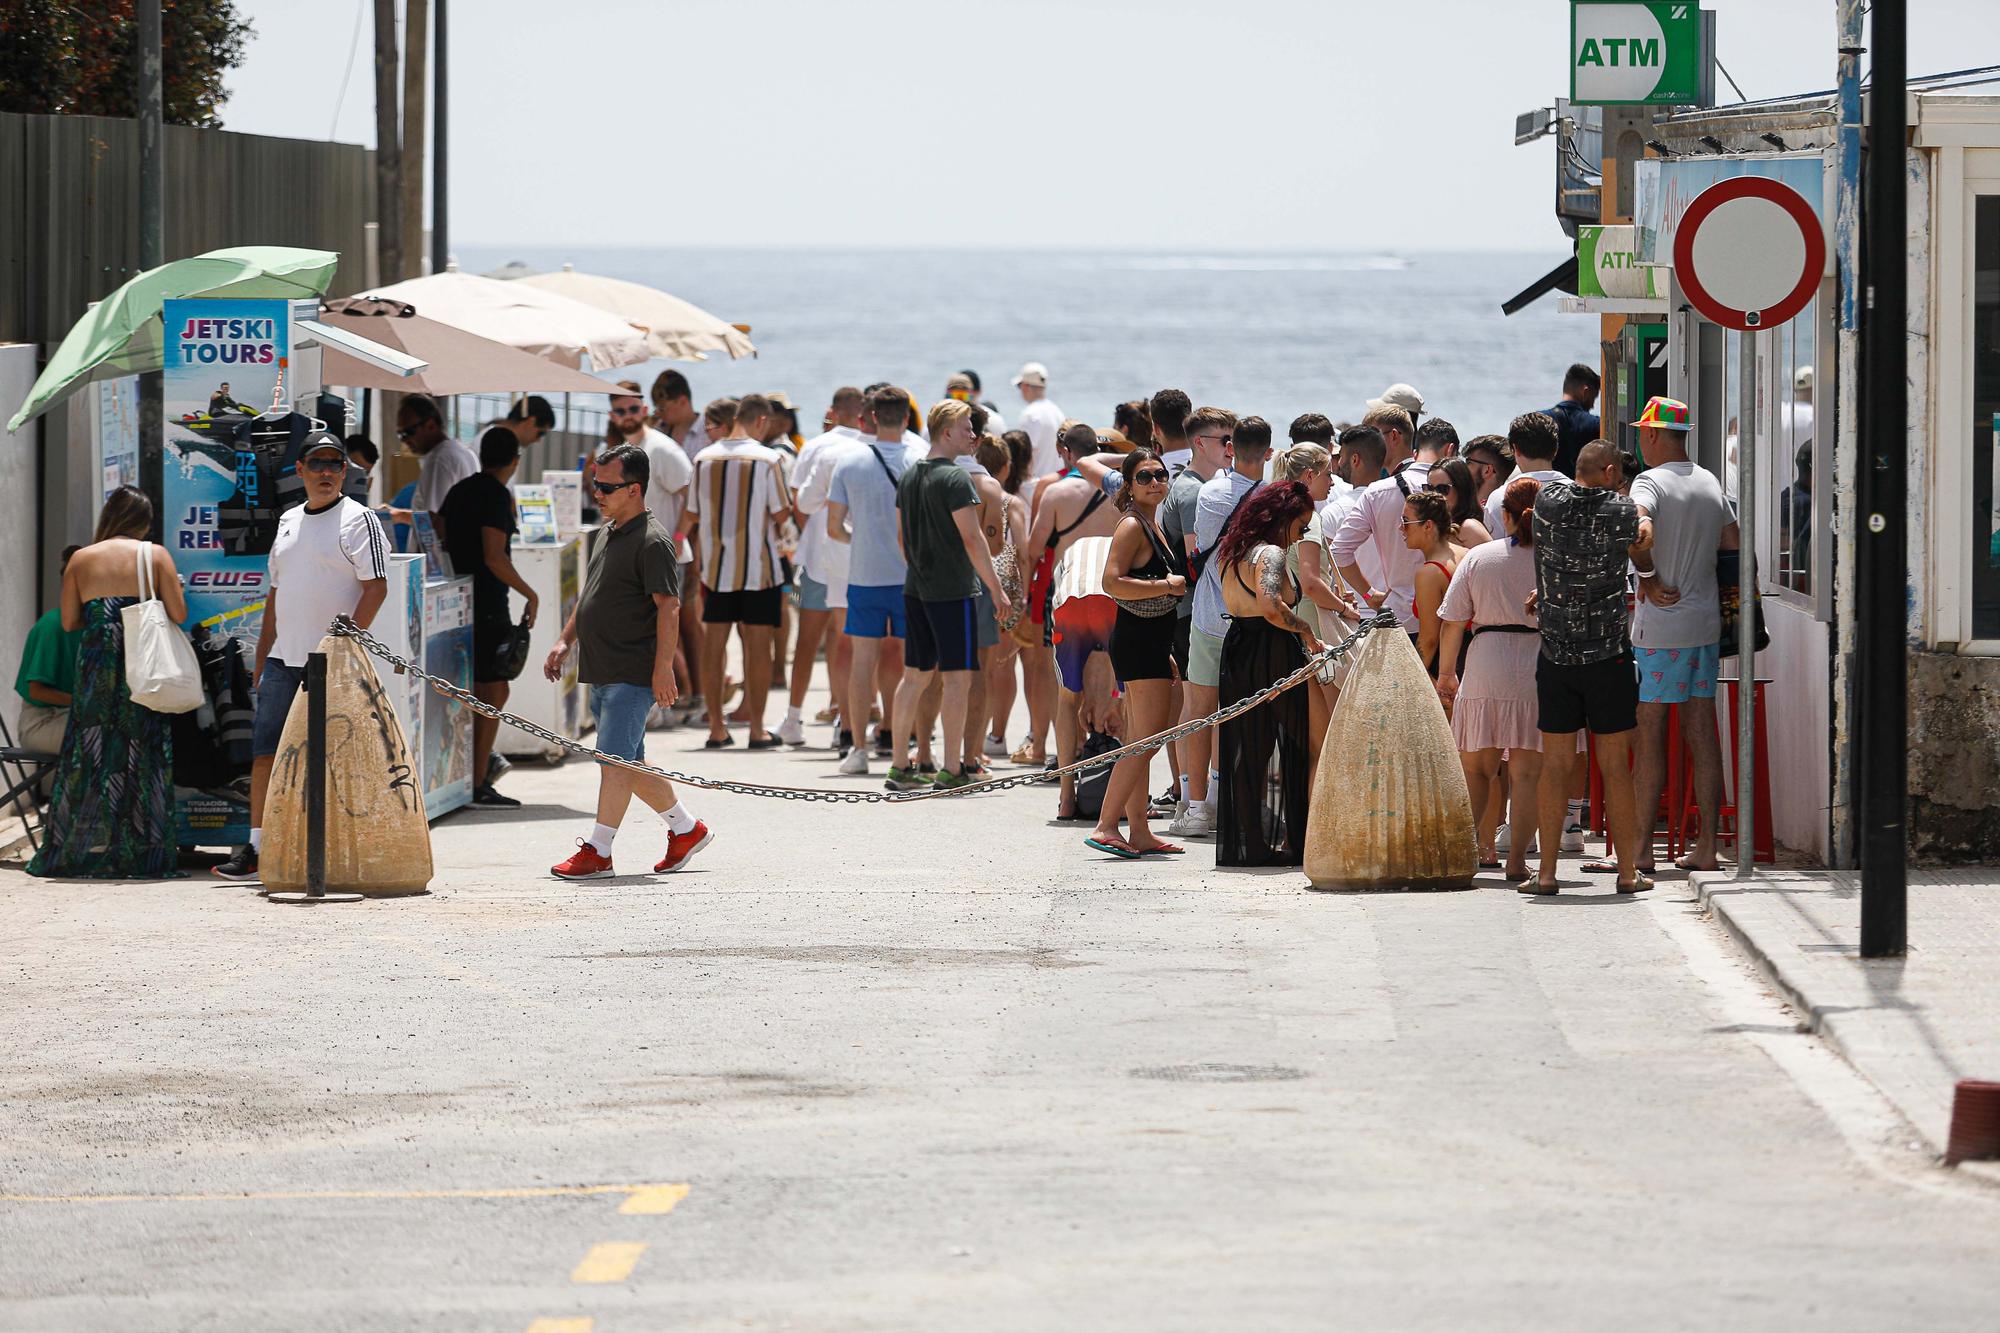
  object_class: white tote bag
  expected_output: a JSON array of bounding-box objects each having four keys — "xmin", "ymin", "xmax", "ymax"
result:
[{"xmin": 121, "ymin": 541, "xmax": 204, "ymax": 714}]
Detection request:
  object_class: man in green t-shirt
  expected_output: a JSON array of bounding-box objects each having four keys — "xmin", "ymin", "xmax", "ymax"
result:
[
  {"xmin": 13, "ymin": 546, "xmax": 84, "ymax": 761},
  {"xmin": 887, "ymin": 401, "xmax": 1011, "ymax": 791}
]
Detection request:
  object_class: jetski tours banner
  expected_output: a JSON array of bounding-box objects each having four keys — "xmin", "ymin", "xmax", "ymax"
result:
[{"xmin": 162, "ymin": 298, "xmax": 293, "ymax": 643}]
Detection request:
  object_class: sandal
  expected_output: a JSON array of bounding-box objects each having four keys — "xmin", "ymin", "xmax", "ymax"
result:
[
  {"xmin": 1616, "ymin": 875, "xmax": 1656, "ymax": 895},
  {"xmin": 703, "ymin": 736, "xmax": 735, "ymax": 749},
  {"xmin": 1085, "ymin": 836, "xmax": 1141, "ymax": 860}
]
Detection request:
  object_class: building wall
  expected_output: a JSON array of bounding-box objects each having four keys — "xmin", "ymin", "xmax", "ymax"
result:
[{"xmin": 1908, "ymin": 651, "xmax": 2000, "ymax": 861}]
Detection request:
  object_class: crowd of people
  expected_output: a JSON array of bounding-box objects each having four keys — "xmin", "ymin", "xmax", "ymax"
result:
[{"xmin": 16, "ymin": 357, "xmax": 1741, "ymax": 896}]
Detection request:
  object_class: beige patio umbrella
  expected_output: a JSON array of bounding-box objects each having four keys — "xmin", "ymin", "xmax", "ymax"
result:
[
  {"xmin": 314, "ymin": 298, "xmax": 628, "ymax": 396},
  {"xmin": 516, "ymin": 264, "xmax": 756, "ymax": 362},
  {"xmin": 361, "ymin": 265, "xmax": 649, "ymax": 372}
]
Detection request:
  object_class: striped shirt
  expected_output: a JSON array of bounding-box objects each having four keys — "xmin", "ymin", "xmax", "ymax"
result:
[{"xmin": 687, "ymin": 438, "xmax": 793, "ymax": 593}]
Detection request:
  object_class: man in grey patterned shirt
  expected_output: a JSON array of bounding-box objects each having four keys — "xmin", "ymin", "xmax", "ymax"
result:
[{"xmin": 1529, "ymin": 440, "xmax": 1657, "ymax": 896}]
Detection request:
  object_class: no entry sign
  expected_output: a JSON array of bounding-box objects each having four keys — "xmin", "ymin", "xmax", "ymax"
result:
[{"xmin": 1672, "ymin": 176, "xmax": 1825, "ymax": 331}]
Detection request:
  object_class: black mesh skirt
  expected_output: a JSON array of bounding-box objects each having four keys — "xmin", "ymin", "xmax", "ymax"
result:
[{"xmin": 1216, "ymin": 616, "xmax": 1309, "ymax": 867}]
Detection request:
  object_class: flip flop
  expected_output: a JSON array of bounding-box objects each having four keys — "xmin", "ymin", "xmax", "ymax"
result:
[
  {"xmin": 1138, "ymin": 841, "xmax": 1187, "ymax": 856},
  {"xmin": 1616, "ymin": 875, "xmax": 1656, "ymax": 895},
  {"xmin": 703, "ymin": 736, "xmax": 735, "ymax": 749},
  {"xmin": 1085, "ymin": 836, "xmax": 1141, "ymax": 860},
  {"xmin": 1479, "ymin": 859, "xmax": 1502, "ymax": 870},
  {"xmin": 745, "ymin": 736, "xmax": 781, "ymax": 750},
  {"xmin": 1580, "ymin": 859, "xmax": 1619, "ymax": 874}
]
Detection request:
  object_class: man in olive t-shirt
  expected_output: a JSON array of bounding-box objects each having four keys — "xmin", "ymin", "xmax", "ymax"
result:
[
  {"xmin": 543, "ymin": 443, "xmax": 712, "ymax": 880},
  {"xmin": 885, "ymin": 401, "xmax": 1011, "ymax": 790}
]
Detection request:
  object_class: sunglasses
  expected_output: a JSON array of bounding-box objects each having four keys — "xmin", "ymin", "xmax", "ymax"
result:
[
  {"xmin": 591, "ymin": 477, "xmax": 636, "ymax": 494},
  {"xmin": 1426, "ymin": 482, "xmax": 1453, "ymax": 494},
  {"xmin": 395, "ymin": 426, "xmax": 417, "ymax": 440},
  {"xmin": 301, "ymin": 455, "xmax": 347, "ymax": 474},
  {"xmin": 1132, "ymin": 468, "xmax": 1170, "ymax": 484},
  {"xmin": 1194, "ymin": 434, "xmax": 1232, "ymax": 447},
  {"xmin": 609, "ymin": 403, "xmax": 647, "ymax": 417}
]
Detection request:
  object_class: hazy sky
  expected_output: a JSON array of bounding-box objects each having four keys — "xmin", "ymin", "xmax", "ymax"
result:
[{"xmin": 225, "ymin": 0, "xmax": 1996, "ymax": 251}]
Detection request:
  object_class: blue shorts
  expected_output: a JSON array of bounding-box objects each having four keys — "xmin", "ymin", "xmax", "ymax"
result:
[
  {"xmin": 253, "ymin": 660, "xmax": 307, "ymax": 758},
  {"xmin": 1635, "ymin": 643, "xmax": 1720, "ymax": 705},
  {"xmin": 845, "ymin": 583, "xmax": 907, "ymax": 639},
  {"xmin": 905, "ymin": 595, "xmax": 980, "ymax": 673},
  {"xmin": 590, "ymin": 681, "xmax": 652, "ymax": 762},
  {"xmin": 971, "ymin": 581, "xmax": 1000, "ymax": 650},
  {"xmin": 798, "ymin": 572, "xmax": 830, "ymax": 613}
]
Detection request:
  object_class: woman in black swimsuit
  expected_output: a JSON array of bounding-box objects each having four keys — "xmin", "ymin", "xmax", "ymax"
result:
[
  {"xmin": 1086, "ymin": 450, "xmax": 1188, "ymax": 858},
  {"xmin": 1212, "ymin": 482, "xmax": 1323, "ymax": 868}
]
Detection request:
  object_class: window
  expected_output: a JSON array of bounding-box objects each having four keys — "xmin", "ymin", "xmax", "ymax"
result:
[
  {"xmin": 1973, "ymin": 197, "xmax": 2000, "ymax": 638},
  {"xmin": 1769, "ymin": 295, "xmax": 1820, "ymax": 600}
]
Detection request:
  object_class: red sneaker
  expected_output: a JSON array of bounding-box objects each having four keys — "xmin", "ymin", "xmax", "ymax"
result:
[
  {"xmin": 551, "ymin": 839, "xmax": 615, "ymax": 880},
  {"xmin": 655, "ymin": 821, "xmax": 714, "ymax": 873}
]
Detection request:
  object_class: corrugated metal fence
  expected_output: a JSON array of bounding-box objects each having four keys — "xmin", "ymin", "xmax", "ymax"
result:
[{"xmin": 0, "ymin": 110, "xmax": 374, "ymax": 348}]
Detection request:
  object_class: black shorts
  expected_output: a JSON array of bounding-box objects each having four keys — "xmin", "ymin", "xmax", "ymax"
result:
[
  {"xmin": 1171, "ymin": 614, "xmax": 1192, "ymax": 677},
  {"xmin": 1111, "ymin": 608, "xmax": 1177, "ymax": 682},
  {"xmin": 905, "ymin": 594, "xmax": 981, "ymax": 673},
  {"xmin": 702, "ymin": 584, "xmax": 783, "ymax": 627},
  {"xmin": 473, "ymin": 610, "xmax": 516, "ymax": 684},
  {"xmin": 1536, "ymin": 650, "xmax": 1638, "ymax": 736}
]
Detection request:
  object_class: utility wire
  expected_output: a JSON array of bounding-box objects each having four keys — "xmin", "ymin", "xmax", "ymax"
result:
[
  {"xmin": 329, "ymin": 0, "xmax": 365, "ymax": 139},
  {"xmin": 1716, "ymin": 58, "xmax": 1749, "ymax": 103}
]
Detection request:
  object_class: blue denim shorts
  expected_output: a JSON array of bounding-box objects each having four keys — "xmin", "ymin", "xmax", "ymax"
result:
[
  {"xmin": 590, "ymin": 681, "xmax": 652, "ymax": 762},
  {"xmin": 798, "ymin": 572, "xmax": 830, "ymax": 613},
  {"xmin": 253, "ymin": 659, "xmax": 307, "ymax": 758}
]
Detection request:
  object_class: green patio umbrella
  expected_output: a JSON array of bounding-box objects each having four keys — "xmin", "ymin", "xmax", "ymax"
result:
[{"xmin": 6, "ymin": 245, "xmax": 341, "ymax": 433}]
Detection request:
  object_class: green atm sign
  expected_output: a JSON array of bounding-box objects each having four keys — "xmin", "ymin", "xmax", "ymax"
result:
[{"xmin": 1570, "ymin": 2, "xmax": 1711, "ymax": 106}]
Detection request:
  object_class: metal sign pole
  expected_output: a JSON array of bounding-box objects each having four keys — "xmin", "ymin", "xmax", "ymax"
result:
[{"xmin": 1736, "ymin": 334, "xmax": 1758, "ymax": 880}]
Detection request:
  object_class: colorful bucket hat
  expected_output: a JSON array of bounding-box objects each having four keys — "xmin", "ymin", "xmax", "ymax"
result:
[{"xmin": 1633, "ymin": 395, "xmax": 1692, "ymax": 431}]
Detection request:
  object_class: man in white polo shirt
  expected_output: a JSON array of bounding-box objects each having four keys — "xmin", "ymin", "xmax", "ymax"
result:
[
  {"xmin": 1329, "ymin": 403, "xmax": 1427, "ymax": 631},
  {"xmin": 213, "ymin": 432, "xmax": 391, "ymax": 882},
  {"xmin": 1012, "ymin": 362, "xmax": 1065, "ymax": 479}
]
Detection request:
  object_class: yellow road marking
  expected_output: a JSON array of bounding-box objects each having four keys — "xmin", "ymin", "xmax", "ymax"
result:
[
  {"xmin": 570, "ymin": 1242, "xmax": 646, "ymax": 1284},
  {"xmin": 525, "ymin": 1320, "xmax": 594, "ymax": 1333},
  {"xmin": 2, "ymin": 1182, "xmax": 686, "ymax": 1207},
  {"xmin": 617, "ymin": 1183, "xmax": 690, "ymax": 1215}
]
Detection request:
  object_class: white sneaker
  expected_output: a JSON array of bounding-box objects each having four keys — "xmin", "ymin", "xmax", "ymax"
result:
[
  {"xmin": 838, "ymin": 748, "xmax": 870, "ymax": 776},
  {"xmin": 778, "ymin": 716, "xmax": 807, "ymax": 747},
  {"xmin": 1168, "ymin": 803, "xmax": 1216, "ymax": 838},
  {"xmin": 1561, "ymin": 823, "xmax": 1587, "ymax": 854},
  {"xmin": 984, "ymin": 733, "xmax": 1009, "ymax": 758},
  {"xmin": 1494, "ymin": 824, "xmax": 1510, "ymax": 855}
]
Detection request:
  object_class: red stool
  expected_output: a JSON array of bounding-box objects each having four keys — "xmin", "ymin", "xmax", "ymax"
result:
[{"xmin": 1677, "ymin": 678, "xmax": 1774, "ymax": 864}]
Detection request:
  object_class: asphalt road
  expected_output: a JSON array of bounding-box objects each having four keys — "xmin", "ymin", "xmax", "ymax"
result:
[{"xmin": 4, "ymin": 708, "xmax": 1999, "ymax": 1331}]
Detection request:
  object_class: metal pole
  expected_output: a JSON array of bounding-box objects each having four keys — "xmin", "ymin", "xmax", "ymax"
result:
[
  {"xmin": 306, "ymin": 651, "xmax": 328, "ymax": 898},
  {"xmin": 1858, "ymin": 0, "xmax": 1908, "ymax": 956},
  {"xmin": 136, "ymin": 0, "xmax": 164, "ymax": 535},
  {"xmin": 431, "ymin": 0, "xmax": 448, "ymax": 275},
  {"xmin": 1736, "ymin": 332, "xmax": 1757, "ymax": 880}
]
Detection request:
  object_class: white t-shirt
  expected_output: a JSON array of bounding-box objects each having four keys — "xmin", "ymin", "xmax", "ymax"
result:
[
  {"xmin": 1484, "ymin": 467, "xmax": 1565, "ymax": 536},
  {"xmin": 1319, "ymin": 480, "xmax": 1383, "ymax": 598},
  {"xmin": 793, "ymin": 426, "xmax": 863, "ymax": 585},
  {"xmin": 268, "ymin": 497, "xmax": 391, "ymax": 668},
  {"xmin": 1016, "ymin": 398, "xmax": 1066, "ymax": 479},
  {"xmin": 635, "ymin": 425, "xmax": 694, "ymax": 558},
  {"xmin": 1630, "ymin": 460, "xmax": 1732, "ymax": 649},
  {"xmin": 411, "ymin": 436, "xmax": 478, "ymax": 515}
]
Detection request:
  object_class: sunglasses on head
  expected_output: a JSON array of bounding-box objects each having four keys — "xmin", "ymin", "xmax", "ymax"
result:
[
  {"xmin": 301, "ymin": 454, "xmax": 347, "ymax": 474},
  {"xmin": 591, "ymin": 477, "xmax": 635, "ymax": 494}
]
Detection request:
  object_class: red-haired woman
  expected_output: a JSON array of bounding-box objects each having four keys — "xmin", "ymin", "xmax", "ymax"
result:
[{"xmin": 1212, "ymin": 481, "xmax": 1323, "ymax": 867}]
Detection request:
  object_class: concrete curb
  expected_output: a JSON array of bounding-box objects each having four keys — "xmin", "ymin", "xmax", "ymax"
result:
[{"xmin": 1690, "ymin": 869, "xmax": 2000, "ymax": 1186}]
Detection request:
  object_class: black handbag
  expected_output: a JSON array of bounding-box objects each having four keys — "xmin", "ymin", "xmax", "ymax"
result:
[
  {"xmin": 1715, "ymin": 549, "xmax": 1771, "ymax": 658},
  {"xmin": 494, "ymin": 613, "xmax": 534, "ymax": 682}
]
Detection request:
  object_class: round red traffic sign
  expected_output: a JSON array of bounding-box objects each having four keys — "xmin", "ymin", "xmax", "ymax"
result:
[{"xmin": 1672, "ymin": 176, "xmax": 1826, "ymax": 332}]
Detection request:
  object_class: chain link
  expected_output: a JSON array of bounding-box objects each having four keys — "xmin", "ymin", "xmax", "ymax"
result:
[{"xmin": 327, "ymin": 612, "xmax": 1391, "ymax": 804}]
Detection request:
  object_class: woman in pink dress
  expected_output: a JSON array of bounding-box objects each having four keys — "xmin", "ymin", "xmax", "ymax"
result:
[{"xmin": 1433, "ymin": 477, "xmax": 1548, "ymax": 880}]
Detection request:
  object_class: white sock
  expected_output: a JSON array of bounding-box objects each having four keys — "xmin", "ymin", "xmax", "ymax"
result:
[
  {"xmin": 589, "ymin": 822, "xmax": 618, "ymax": 855},
  {"xmin": 1201, "ymin": 772, "xmax": 1220, "ymax": 810},
  {"xmin": 1178, "ymin": 773, "xmax": 1190, "ymax": 804},
  {"xmin": 784, "ymin": 706, "xmax": 801, "ymax": 725},
  {"xmin": 661, "ymin": 801, "xmax": 697, "ymax": 835},
  {"xmin": 1566, "ymin": 799, "xmax": 1586, "ymax": 825},
  {"xmin": 249, "ymin": 827, "xmax": 262, "ymax": 852}
]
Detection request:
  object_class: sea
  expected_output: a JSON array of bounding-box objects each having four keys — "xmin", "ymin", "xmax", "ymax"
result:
[{"xmin": 448, "ymin": 247, "xmax": 1587, "ymax": 441}]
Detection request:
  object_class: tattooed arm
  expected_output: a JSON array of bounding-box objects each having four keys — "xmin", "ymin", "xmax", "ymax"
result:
[{"xmin": 1255, "ymin": 545, "xmax": 1318, "ymax": 644}]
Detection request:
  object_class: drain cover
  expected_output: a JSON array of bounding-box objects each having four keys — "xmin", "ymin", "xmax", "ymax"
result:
[{"xmin": 1129, "ymin": 1062, "xmax": 1307, "ymax": 1083}]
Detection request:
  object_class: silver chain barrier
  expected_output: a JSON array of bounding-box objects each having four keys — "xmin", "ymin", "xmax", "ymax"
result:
[{"xmin": 327, "ymin": 612, "xmax": 1390, "ymax": 804}]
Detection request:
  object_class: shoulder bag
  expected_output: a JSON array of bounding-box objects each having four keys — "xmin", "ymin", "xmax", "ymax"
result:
[{"xmin": 122, "ymin": 542, "xmax": 205, "ymax": 714}]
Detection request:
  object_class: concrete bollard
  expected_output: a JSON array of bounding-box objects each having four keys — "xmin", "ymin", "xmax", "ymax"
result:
[
  {"xmin": 1304, "ymin": 626, "xmax": 1478, "ymax": 891},
  {"xmin": 263, "ymin": 634, "xmax": 433, "ymax": 898}
]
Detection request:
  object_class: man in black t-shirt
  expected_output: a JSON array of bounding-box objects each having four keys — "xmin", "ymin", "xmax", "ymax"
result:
[{"xmin": 439, "ymin": 426, "xmax": 539, "ymax": 807}]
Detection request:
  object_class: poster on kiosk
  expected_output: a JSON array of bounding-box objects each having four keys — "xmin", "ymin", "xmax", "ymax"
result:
[{"xmin": 161, "ymin": 297, "xmax": 299, "ymax": 845}]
